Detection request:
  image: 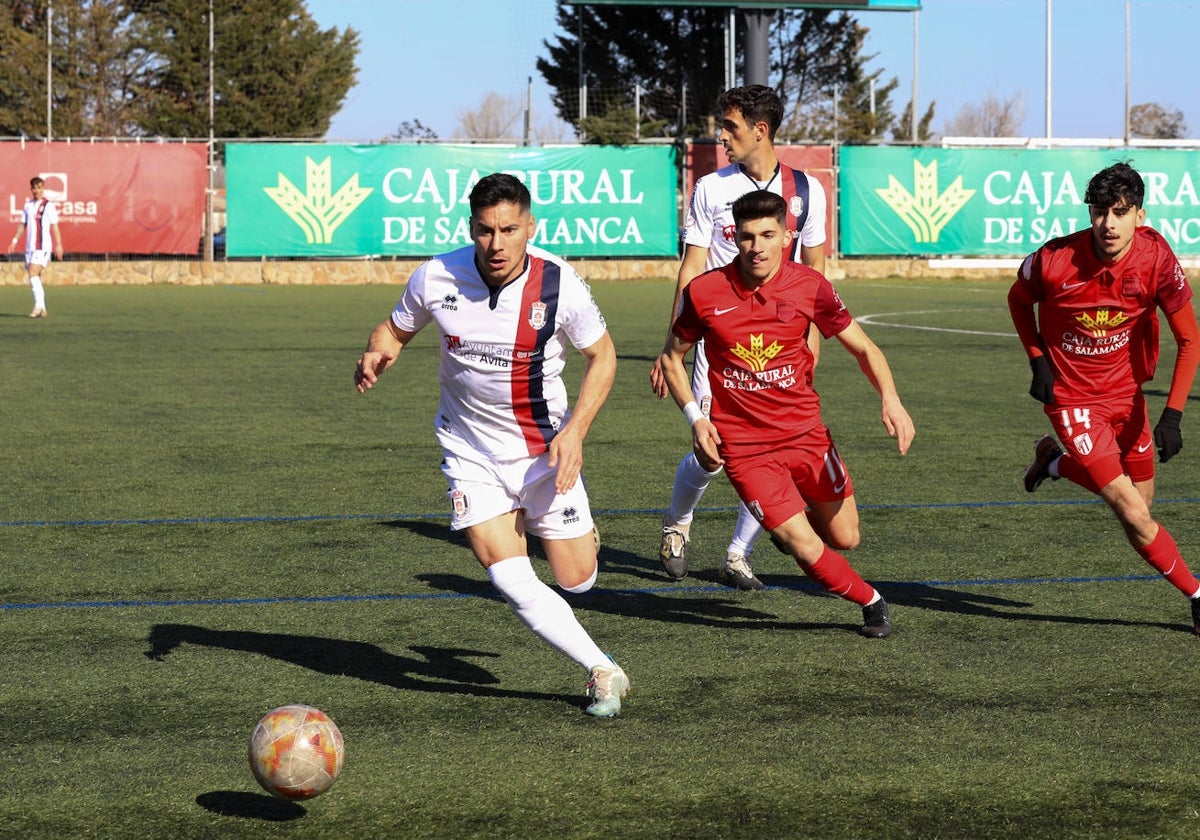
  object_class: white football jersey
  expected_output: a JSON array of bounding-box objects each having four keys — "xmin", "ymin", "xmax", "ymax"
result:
[
  {"xmin": 391, "ymin": 243, "xmax": 608, "ymax": 461},
  {"xmin": 21, "ymin": 197, "xmax": 59, "ymax": 252},
  {"xmin": 683, "ymin": 162, "xmax": 826, "ymax": 270}
]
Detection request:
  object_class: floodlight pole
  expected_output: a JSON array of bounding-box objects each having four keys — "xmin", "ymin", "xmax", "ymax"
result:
[
  {"xmin": 911, "ymin": 9, "xmax": 919, "ymax": 143},
  {"xmin": 725, "ymin": 8, "xmax": 736, "ymax": 90},
  {"xmin": 1123, "ymin": 0, "xmax": 1130, "ymax": 145},
  {"xmin": 1045, "ymin": 0, "xmax": 1052, "ymax": 139},
  {"xmin": 205, "ymin": 0, "xmax": 215, "ymax": 262},
  {"xmin": 742, "ymin": 8, "xmax": 770, "ymax": 86},
  {"xmin": 46, "ymin": 2, "xmax": 52, "ymax": 140}
]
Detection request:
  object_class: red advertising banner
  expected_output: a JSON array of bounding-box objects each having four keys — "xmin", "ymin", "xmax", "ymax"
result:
[
  {"xmin": 1, "ymin": 141, "xmax": 207, "ymax": 254},
  {"xmin": 685, "ymin": 142, "xmax": 836, "ymax": 249}
]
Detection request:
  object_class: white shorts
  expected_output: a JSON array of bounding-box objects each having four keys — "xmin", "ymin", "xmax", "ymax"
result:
[
  {"xmin": 25, "ymin": 250, "xmax": 51, "ymax": 269},
  {"xmin": 441, "ymin": 449, "xmax": 594, "ymax": 540}
]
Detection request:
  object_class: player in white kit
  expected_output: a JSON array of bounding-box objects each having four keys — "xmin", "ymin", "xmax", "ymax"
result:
[
  {"xmin": 354, "ymin": 173, "xmax": 629, "ymax": 717},
  {"xmin": 650, "ymin": 84, "xmax": 827, "ymax": 590},
  {"xmin": 6, "ymin": 176, "xmax": 63, "ymax": 318}
]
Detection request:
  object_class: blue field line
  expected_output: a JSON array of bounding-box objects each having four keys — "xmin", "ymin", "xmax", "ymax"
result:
[
  {"xmin": 0, "ymin": 572, "xmax": 1164, "ymax": 613},
  {"xmin": 6, "ymin": 495, "xmax": 1196, "ymax": 529},
  {"xmin": 1, "ymin": 591, "xmax": 471, "ymax": 611}
]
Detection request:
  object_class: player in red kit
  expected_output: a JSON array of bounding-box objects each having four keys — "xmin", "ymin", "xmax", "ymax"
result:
[
  {"xmin": 1009, "ymin": 161, "xmax": 1200, "ymax": 635},
  {"xmin": 659, "ymin": 190, "xmax": 914, "ymax": 638},
  {"xmin": 649, "ymin": 84, "xmax": 828, "ymax": 591}
]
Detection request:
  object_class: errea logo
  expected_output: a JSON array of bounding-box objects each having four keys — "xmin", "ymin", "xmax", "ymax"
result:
[
  {"xmin": 264, "ymin": 157, "xmax": 372, "ymax": 244},
  {"xmin": 875, "ymin": 159, "xmax": 974, "ymax": 244}
]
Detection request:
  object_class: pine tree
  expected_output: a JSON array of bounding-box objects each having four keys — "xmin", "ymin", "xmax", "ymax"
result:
[{"xmin": 0, "ymin": 0, "xmax": 360, "ymax": 139}]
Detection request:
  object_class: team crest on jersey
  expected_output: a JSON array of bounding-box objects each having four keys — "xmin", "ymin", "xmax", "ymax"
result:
[
  {"xmin": 451, "ymin": 489, "xmax": 469, "ymax": 519},
  {"xmin": 699, "ymin": 395, "xmax": 711, "ymax": 415},
  {"xmin": 747, "ymin": 500, "xmax": 764, "ymax": 522},
  {"xmin": 722, "ymin": 223, "xmax": 736, "ymax": 242},
  {"xmin": 789, "ymin": 196, "xmax": 805, "ymax": 218},
  {"xmin": 444, "ymin": 334, "xmax": 462, "ymax": 351},
  {"xmin": 1071, "ymin": 432, "xmax": 1094, "ymax": 456},
  {"xmin": 732, "ymin": 333, "xmax": 784, "ymax": 372},
  {"xmin": 1121, "ymin": 276, "xmax": 1141, "ymax": 298},
  {"xmin": 1173, "ymin": 262, "xmax": 1188, "ymax": 291},
  {"xmin": 528, "ymin": 301, "xmax": 548, "ymax": 330},
  {"xmin": 777, "ymin": 301, "xmax": 796, "ymax": 323},
  {"xmin": 1076, "ymin": 309, "xmax": 1129, "ymax": 337}
]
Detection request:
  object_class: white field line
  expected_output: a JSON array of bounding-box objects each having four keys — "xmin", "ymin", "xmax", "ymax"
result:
[{"xmin": 855, "ymin": 309, "xmax": 1016, "ymax": 338}]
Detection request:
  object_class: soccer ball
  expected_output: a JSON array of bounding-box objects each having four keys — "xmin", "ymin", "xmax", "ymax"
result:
[{"xmin": 248, "ymin": 705, "xmax": 345, "ymax": 800}]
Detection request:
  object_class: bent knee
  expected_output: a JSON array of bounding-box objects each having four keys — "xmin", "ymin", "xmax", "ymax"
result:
[
  {"xmin": 827, "ymin": 530, "xmax": 860, "ymax": 551},
  {"xmin": 556, "ymin": 563, "xmax": 598, "ymax": 593}
]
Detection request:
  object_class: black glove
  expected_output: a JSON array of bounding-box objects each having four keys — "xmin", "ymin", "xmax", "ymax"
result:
[
  {"xmin": 1028, "ymin": 356, "xmax": 1054, "ymax": 404},
  {"xmin": 1154, "ymin": 407, "xmax": 1183, "ymax": 463}
]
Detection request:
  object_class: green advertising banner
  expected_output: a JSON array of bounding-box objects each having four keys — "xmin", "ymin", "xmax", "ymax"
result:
[
  {"xmin": 839, "ymin": 146, "xmax": 1200, "ymax": 257},
  {"xmin": 226, "ymin": 144, "xmax": 678, "ymax": 258}
]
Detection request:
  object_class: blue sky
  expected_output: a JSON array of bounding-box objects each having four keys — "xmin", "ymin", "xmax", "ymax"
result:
[{"xmin": 306, "ymin": 0, "xmax": 1199, "ymax": 142}]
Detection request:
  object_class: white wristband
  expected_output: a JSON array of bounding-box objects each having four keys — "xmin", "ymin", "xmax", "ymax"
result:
[{"xmin": 682, "ymin": 401, "xmax": 705, "ymax": 427}]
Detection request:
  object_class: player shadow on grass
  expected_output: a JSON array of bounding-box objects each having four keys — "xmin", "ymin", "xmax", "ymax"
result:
[
  {"xmin": 379, "ymin": 517, "xmax": 466, "ymax": 545},
  {"xmin": 418, "ymin": 569, "xmax": 850, "ymax": 635},
  {"xmin": 870, "ymin": 580, "xmax": 1189, "ymax": 634},
  {"xmin": 145, "ymin": 624, "xmax": 579, "ymax": 708},
  {"xmin": 371, "ymin": 521, "xmax": 1188, "ymax": 635},
  {"xmin": 375, "ymin": 522, "xmax": 875, "ymax": 634}
]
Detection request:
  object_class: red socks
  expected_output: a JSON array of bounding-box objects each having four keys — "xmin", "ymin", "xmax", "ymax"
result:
[
  {"xmin": 803, "ymin": 546, "xmax": 876, "ymax": 606},
  {"xmin": 1136, "ymin": 526, "xmax": 1200, "ymax": 597}
]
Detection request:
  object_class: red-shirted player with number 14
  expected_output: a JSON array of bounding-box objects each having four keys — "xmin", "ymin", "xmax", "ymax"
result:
[
  {"xmin": 660, "ymin": 190, "xmax": 915, "ymax": 638},
  {"xmin": 1009, "ymin": 161, "xmax": 1200, "ymax": 636}
]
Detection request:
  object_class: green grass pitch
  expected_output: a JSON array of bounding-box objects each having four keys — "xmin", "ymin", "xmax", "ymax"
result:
[{"xmin": 2, "ymin": 278, "xmax": 1199, "ymax": 838}]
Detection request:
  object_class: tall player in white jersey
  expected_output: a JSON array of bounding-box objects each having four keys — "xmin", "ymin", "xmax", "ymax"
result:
[
  {"xmin": 650, "ymin": 84, "xmax": 827, "ymax": 590},
  {"xmin": 6, "ymin": 176, "xmax": 63, "ymax": 318},
  {"xmin": 354, "ymin": 173, "xmax": 630, "ymax": 717}
]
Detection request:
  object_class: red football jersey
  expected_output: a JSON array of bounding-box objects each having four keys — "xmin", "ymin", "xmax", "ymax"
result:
[
  {"xmin": 1017, "ymin": 226, "xmax": 1192, "ymax": 402},
  {"xmin": 673, "ymin": 260, "xmax": 852, "ymax": 446}
]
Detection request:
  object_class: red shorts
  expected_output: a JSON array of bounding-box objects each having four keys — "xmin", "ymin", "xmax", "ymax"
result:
[
  {"xmin": 1046, "ymin": 390, "xmax": 1154, "ymax": 488},
  {"xmin": 721, "ymin": 426, "xmax": 853, "ymax": 531}
]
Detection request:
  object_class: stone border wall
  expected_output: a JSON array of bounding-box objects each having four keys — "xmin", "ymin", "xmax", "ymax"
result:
[{"xmin": 1, "ymin": 257, "xmax": 1023, "ymax": 287}]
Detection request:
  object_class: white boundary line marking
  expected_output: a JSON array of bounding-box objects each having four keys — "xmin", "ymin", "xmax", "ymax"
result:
[{"xmin": 855, "ymin": 309, "xmax": 1016, "ymax": 338}]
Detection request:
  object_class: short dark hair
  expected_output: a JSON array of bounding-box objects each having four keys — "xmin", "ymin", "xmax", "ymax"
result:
[
  {"xmin": 717, "ymin": 84, "xmax": 784, "ymax": 139},
  {"xmin": 30, "ymin": 176, "xmax": 44, "ymax": 188},
  {"xmin": 732, "ymin": 190, "xmax": 787, "ymax": 228},
  {"xmin": 469, "ymin": 173, "xmax": 531, "ymax": 216},
  {"xmin": 1084, "ymin": 161, "xmax": 1144, "ymax": 209}
]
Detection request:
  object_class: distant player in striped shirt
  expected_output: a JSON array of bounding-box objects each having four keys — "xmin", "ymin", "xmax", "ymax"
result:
[
  {"xmin": 353, "ymin": 173, "xmax": 630, "ymax": 716},
  {"xmin": 6, "ymin": 176, "xmax": 63, "ymax": 318}
]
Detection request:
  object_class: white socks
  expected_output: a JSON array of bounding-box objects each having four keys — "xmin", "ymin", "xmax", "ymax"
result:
[
  {"xmin": 669, "ymin": 454, "xmax": 765, "ymax": 559},
  {"xmin": 487, "ymin": 556, "xmax": 607, "ymax": 671},
  {"xmin": 667, "ymin": 452, "xmax": 721, "ymax": 527},
  {"xmin": 728, "ymin": 501, "xmax": 764, "ymax": 557},
  {"xmin": 29, "ymin": 276, "xmax": 45, "ymax": 310}
]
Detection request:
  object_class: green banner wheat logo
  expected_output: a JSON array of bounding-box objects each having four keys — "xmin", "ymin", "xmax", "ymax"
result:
[
  {"xmin": 875, "ymin": 160, "xmax": 974, "ymax": 244},
  {"xmin": 264, "ymin": 157, "xmax": 373, "ymax": 244}
]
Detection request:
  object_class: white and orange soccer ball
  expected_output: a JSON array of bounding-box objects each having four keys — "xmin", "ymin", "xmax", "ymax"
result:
[{"xmin": 248, "ymin": 705, "xmax": 345, "ymax": 800}]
